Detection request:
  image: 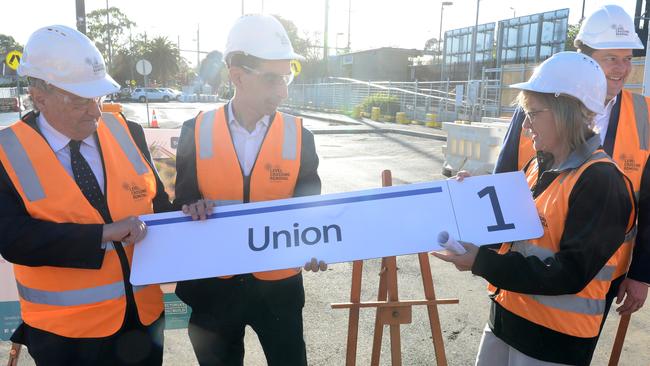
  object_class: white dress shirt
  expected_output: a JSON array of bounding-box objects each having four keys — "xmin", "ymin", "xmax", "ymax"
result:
[
  {"xmin": 227, "ymin": 102, "xmax": 270, "ymax": 176},
  {"xmin": 37, "ymin": 114, "xmax": 105, "ymax": 193},
  {"xmin": 593, "ymin": 96, "xmax": 618, "ymax": 146}
]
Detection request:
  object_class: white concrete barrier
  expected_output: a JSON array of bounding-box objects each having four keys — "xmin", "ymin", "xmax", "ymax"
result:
[{"xmin": 442, "ymin": 122, "xmax": 508, "ymax": 176}]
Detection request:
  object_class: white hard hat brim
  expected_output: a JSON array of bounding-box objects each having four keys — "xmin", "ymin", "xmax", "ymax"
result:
[
  {"xmin": 579, "ymin": 39, "xmax": 645, "ymax": 50},
  {"xmin": 509, "ymin": 81, "xmax": 606, "ymax": 115},
  {"xmin": 54, "ymin": 73, "xmax": 121, "ymax": 99}
]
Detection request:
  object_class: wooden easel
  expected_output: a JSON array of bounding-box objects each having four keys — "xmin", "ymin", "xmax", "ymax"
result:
[
  {"xmin": 331, "ymin": 170, "xmax": 459, "ymax": 366},
  {"xmin": 608, "ymin": 314, "xmax": 631, "ymax": 366}
]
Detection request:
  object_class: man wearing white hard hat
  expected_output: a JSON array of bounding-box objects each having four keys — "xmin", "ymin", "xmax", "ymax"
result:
[
  {"xmin": 173, "ymin": 14, "xmax": 323, "ymax": 365},
  {"xmin": 495, "ymin": 4, "xmax": 650, "ymax": 322},
  {"xmin": 0, "ymin": 25, "xmax": 172, "ymax": 365},
  {"xmin": 435, "ymin": 51, "xmax": 635, "ymax": 365}
]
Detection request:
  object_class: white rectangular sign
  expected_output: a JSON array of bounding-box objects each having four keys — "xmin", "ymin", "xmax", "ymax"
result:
[{"xmin": 131, "ymin": 171, "xmax": 543, "ymax": 285}]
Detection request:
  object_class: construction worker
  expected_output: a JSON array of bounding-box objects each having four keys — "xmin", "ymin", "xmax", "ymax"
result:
[
  {"xmin": 174, "ymin": 15, "xmax": 323, "ymax": 366},
  {"xmin": 0, "ymin": 25, "xmax": 172, "ymax": 365},
  {"xmin": 495, "ymin": 4, "xmax": 650, "ymax": 320},
  {"xmin": 434, "ymin": 52, "xmax": 635, "ymax": 366}
]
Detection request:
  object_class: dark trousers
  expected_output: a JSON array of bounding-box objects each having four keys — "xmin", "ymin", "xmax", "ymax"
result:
[
  {"xmin": 11, "ymin": 311, "xmax": 164, "ymax": 366},
  {"xmin": 184, "ymin": 273, "xmax": 307, "ymax": 366}
]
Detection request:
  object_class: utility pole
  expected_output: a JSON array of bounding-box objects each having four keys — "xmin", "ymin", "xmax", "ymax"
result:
[
  {"xmin": 75, "ymin": 0, "xmax": 86, "ymax": 34},
  {"xmin": 323, "ymin": 0, "xmax": 329, "ymax": 75},
  {"xmin": 106, "ymin": 0, "xmax": 112, "ymax": 71},
  {"xmin": 241, "ymin": 0, "xmax": 245, "ymax": 15},
  {"xmin": 347, "ymin": 0, "xmax": 351, "ymax": 52},
  {"xmin": 468, "ymin": 0, "xmax": 480, "ymax": 81},
  {"xmin": 581, "ymin": 0, "xmax": 586, "ymax": 23},
  {"xmin": 196, "ymin": 24, "xmax": 200, "ymax": 69}
]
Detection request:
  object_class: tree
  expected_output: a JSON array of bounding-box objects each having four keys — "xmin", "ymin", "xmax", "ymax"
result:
[
  {"xmin": 0, "ymin": 34, "xmax": 22, "ymax": 56},
  {"xmin": 145, "ymin": 36, "xmax": 180, "ymax": 86},
  {"xmin": 273, "ymin": 15, "xmax": 320, "ymax": 60},
  {"xmin": 198, "ymin": 51, "xmax": 224, "ymax": 90},
  {"xmin": 565, "ymin": 24, "xmax": 580, "ymax": 52},
  {"xmin": 86, "ymin": 7, "xmax": 136, "ymax": 70}
]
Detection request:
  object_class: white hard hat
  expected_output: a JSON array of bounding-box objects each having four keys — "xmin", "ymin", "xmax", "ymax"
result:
[
  {"xmin": 575, "ymin": 5, "xmax": 644, "ymax": 50},
  {"xmin": 510, "ymin": 52, "xmax": 606, "ymax": 114},
  {"xmin": 224, "ymin": 14, "xmax": 304, "ymax": 62},
  {"xmin": 18, "ymin": 25, "xmax": 120, "ymax": 98}
]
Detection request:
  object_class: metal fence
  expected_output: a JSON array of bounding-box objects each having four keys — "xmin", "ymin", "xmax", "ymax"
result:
[
  {"xmin": 0, "ymin": 88, "xmax": 18, "ymax": 98},
  {"xmin": 284, "ymin": 77, "xmax": 501, "ymax": 122}
]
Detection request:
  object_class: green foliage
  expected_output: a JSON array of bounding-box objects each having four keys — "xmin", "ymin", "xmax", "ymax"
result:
[
  {"xmin": 86, "ymin": 7, "xmax": 136, "ymax": 67},
  {"xmin": 0, "ymin": 34, "xmax": 22, "ymax": 56},
  {"xmin": 360, "ymin": 93, "xmax": 401, "ymax": 115},
  {"xmin": 565, "ymin": 24, "xmax": 580, "ymax": 52}
]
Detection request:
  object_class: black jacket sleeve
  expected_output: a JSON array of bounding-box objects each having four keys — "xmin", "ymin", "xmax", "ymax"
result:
[
  {"xmin": 493, "ymin": 108, "xmax": 525, "ymax": 174},
  {"xmin": 627, "ymin": 157, "xmax": 650, "ymax": 283},
  {"xmin": 174, "ymin": 116, "xmax": 322, "ymax": 208},
  {"xmin": 472, "ymin": 162, "xmax": 632, "ymax": 295}
]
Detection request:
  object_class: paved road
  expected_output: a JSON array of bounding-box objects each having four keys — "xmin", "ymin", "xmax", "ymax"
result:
[{"xmin": 1, "ymin": 102, "xmax": 649, "ymax": 365}]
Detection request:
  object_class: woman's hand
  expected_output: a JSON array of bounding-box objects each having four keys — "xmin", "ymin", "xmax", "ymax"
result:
[
  {"xmin": 182, "ymin": 199, "xmax": 215, "ymax": 221},
  {"xmin": 453, "ymin": 170, "xmax": 472, "ymax": 182},
  {"xmin": 431, "ymin": 242, "xmax": 479, "ymax": 271}
]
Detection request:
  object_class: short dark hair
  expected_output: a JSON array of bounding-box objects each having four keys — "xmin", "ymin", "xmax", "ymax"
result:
[
  {"xmin": 574, "ymin": 40, "xmax": 596, "ymax": 56},
  {"xmin": 27, "ymin": 77, "xmax": 51, "ymax": 91},
  {"xmin": 226, "ymin": 53, "xmax": 263, "ymax": 69}
]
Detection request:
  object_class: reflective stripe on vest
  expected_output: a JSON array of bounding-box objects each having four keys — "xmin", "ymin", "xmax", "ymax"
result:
[
  {"xmin": 195, "ymin": 106, "xmax": 302, "ymax": 281},
  {"xmin": 632, "ymin": 93, "xmax": 649, "ymax": 150},
  {"xmin": 101, "ymin": 113, "xmax": 149, "ymax": 175},
  {"xmin": 17, "ymin": 280, "xmax": 147, "ymax": 307},
  {"xmin": 0, "ymin": 128, "xmax": 45, "ymax": 201}
]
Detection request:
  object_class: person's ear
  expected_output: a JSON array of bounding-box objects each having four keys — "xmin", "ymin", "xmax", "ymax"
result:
[
  {"xmin": 229, "ymin": 67, "xmax": 246, "ymax": 90},
  {"xmin": 29, "ymin": 86, "xmax": 49, "ymax": 111}
]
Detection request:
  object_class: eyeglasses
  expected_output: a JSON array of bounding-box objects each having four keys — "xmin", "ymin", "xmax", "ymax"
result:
[
  {"xmin": 50, "ymin": 87, "xmax": 100, "ymax": 108},
  {"xmin": 241, "ymin": 65, "xmax": 294, "ymax": 86},
  {"xmin": 523, "ymin": 108, "xmax": 550, "ymax": 123}
]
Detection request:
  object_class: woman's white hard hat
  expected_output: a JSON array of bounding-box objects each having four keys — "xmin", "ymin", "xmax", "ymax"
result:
[{"xmin": 510, "ymin": 51, "xmax": 607, "ymax": 114}]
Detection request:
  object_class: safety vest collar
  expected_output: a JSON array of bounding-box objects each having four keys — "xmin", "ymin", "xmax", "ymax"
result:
[{"xmin": 554, "ymin": 134, "xmax": 602, "ymax": 173}]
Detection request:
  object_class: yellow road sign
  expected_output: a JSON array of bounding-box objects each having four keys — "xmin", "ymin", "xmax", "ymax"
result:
[
  {"xmin": 290, "ymin": 60, "xmax": 302, "ymax": 76},
  {"xmin": 5, "ymin": 50, "xmax": 22, "ymax": 71}
]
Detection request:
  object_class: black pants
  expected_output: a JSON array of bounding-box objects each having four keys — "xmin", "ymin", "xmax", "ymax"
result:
[
  {"xmin": 182, "ymin": 273, "xmax": 307, "ymax": 366},
  {"xmin": 11, "ymin": 311, "xmax": 164, "ymax": 366}
]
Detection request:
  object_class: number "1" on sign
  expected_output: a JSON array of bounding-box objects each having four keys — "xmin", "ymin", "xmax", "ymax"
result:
[{"xmin": 478, "ymin": 186, "xmax": 516, "ymax": 232}]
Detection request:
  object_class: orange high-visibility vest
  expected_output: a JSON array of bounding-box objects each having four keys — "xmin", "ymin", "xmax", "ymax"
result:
[
  {"xmin": 488, "ymin": 150, "xmax": 634, "ymax": 338},
  {"xmin": 0, "ymin": 112, "xmax": 163, "ymax": 338},
  {"xmin": 610, "ymin": 90, "xmax": 650, "ymax": 278},
  {"xmin": 195, "ymin": 106, "xmax": 302, "ymax": 281}
]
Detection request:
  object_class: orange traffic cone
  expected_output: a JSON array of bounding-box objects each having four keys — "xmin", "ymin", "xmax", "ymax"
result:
[{"xmin": 150, "ymin": 109, "xmax": 159, "ymax": 128}]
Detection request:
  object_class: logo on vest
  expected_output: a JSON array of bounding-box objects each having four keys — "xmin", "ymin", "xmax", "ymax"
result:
[
  {"xmin": 619, "ymin": 154, "xmax": 640, "ymax": 172},
  {"xmin": 122, "ymin": 182, "xmax": 148, "ymax": 201},
  {"xmin": 539, "ymin": 214, "xmax": 548, "ymax": 229},
  {"xmin": 266, "ymin": 164, "xmax": 291, "ymax": 182}
]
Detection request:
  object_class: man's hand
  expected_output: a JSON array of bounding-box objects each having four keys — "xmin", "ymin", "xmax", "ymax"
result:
[
  {"xmin": 102, "ymin": 216, "xmax": 147, "ymax": 245},
  {"xmin": 616, "ymin": 277, "xmax": 649, "ymax": 315},
  {"xmin": 304, "ymin": 257, "xmax": 327, "ymax": 272},
  {"xmin": 431, "ymin": 242, "xmax": 479, "ymax": 271},
  {"xmin": 182, "ymin": 199, "xmax": 215, "ymax": 221}
]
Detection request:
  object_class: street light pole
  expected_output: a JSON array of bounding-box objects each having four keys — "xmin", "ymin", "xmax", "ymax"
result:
[
  {"xmin": 196, "ymin": 24, "xmax": 200, "ymax": 69},
  {"xmin": 324, "ymin": 0, "xmax": 330, "ymax": 76},
  {"xmin": 581, "ymin": 0, "xmax": 586, "ymax": 23},
  {"xmin": 439, "ymin": 1, "xmax": 453, "ymax": 80},
  {"xmin": 468, "ymin": 0, "xmax": 480, "ymax": 81},
  {"xmin": 347, "ymin": 0, "xmax": 352, "ymax": 52},
  {"xmin": 106, "ymin": 0, "xmax": 112, "ymax": 71}
]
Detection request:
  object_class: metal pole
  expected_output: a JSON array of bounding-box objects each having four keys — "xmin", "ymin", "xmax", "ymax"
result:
[
  {"xmin": 106, "ymin": 0, "xmax": 112, "ymax": 71},
  {"xmin": 324, "ymin": 0, "xmax": 330, "ymax": 73},
  {"xmin": 468, "ymin": 0, "xmax": 480, "ymax": 81},
  {"xmin": 643, "ymin": 28, "xmax": 650, "ymax": 96},
  {"xmin": 347, "ymin": 0, "xmax": 352, "ymax": 52},
  {"xmin": 75, "ymin": 0, "xmax": 86, "ymax": 34},
  {"xmin": 581, "ymin": 0, "xmax": 586, "ymax": 23},
  {"xmin": 241, "ymin": 0, "xmax": 245, "ymax": 15},
  {"xmin": 196, "ymin": 24, "xmax": 200, "ymax": 70}
]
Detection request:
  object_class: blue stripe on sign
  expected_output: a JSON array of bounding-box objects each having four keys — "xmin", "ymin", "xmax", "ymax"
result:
[{"xmin": 146, "ymin": 186, "xmax": 444, "ymax": 226}]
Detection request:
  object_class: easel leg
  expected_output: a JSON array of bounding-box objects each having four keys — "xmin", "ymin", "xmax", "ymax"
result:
[
  {"xmin": 345, "ymin": 260, "xmax": 364, "ymax": 366},
  {"xmin": 608, "ymin": 314, "xmax": 631, "ymax": 366},
  {"xmin": 371, "ymin": 258, "xmax": 389, "ymax": 366},
  {"xmin": 385, "ymin": 256, "xmax": 402, "ymax": 366},
  {"xmin": 419, "ymin": 253, "xmax": 448, "ymax": 366}
]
